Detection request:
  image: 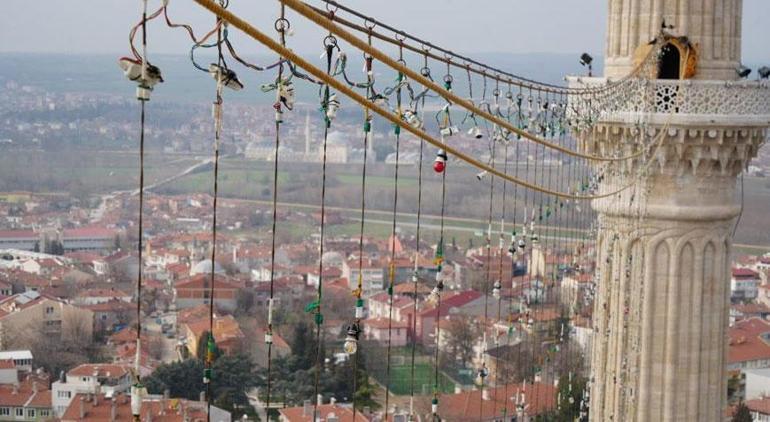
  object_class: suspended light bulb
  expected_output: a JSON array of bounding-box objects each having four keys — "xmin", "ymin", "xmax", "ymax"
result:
[
  {"xmin": 131, "ymin": 382, "xmax": 147, "ymax": 417},
  {"xmin": 475, "ymin": 366, "xmax": 489, "ymax": 385},
  {"xmin": 476, "ymin": 170, "xmax": 488, "ymax": 181},
  {"xmin": 343, "ymin": 323, "xmax": 361, "ymax": 355},
  {"xmin": 403, "ymin": 110, "xmax": 423, "ymax": 129},
  {"xmin": 492, "ymin": 280, "xmax": 502, "ymax": 299},
  {"xmin": 433, "ymin": 149, "xmax": 448, "ymax": 173},
  {"xmin": 118, "ymin": 58, "xmax": 163, "ymax": 101},
  {"xmin": 208, "ymin": 63, "xmax": 244, "ymax": 91},
  {"xmin": 517, "ymin": 237, "xmax": 526, "ymax": 251},
  {"xmin": 440, "ymin": 126, "xmax": 460, "ymax": 137},
  {"xmin": 467, "ymin": 125, "xmax": 483, "ymax": 139},
  {"xmin": 428, "ymin": 280, "xmax": 444, "ymax": 304},
  {"xmin": 326, "ymin": 93, "xmax": 341, "ymax": 121}
]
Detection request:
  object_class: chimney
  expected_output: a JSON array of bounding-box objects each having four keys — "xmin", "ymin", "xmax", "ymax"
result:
[
  {"xmin": 302, "ymin": 400, "xmax": 312, "ymax": 417},
  {"xmin": 329, "ymin": 397, "xmax": 336, "ymax": 405},
  {"xmin": 79, "ymin": 396, "xmax": 86, "ymax": 419},
  {"xmin": 32, "ymin": 382, "xmax": 37, "ymax": 394},
  {"xmin": 326, "ymin": 412, "xmax": 339, "ymax": 422},
  {"xmin": 110, "ymin": 397, "xmax": 117, "ymax": 422},
  {"xmin": 317, "ymin": 394, "xmax": 323, "ymax": 407},
  {"xmin": 162, "ymin": 389, "xmax": 170, "ymax": 415},
  {"xmin": 363, "ymin": 406, "xmax": 370, "ymax": 416},
  {"xmin": 482, "ymin": 388, "xmax": 490, "ymax": 401},
  {"xmin": 199, "ymin": 391, "xmax": 206, "ymax": 403},
  {"xmin": 94, "ymin": 385, "xmax": 99, "ymax": 406}
]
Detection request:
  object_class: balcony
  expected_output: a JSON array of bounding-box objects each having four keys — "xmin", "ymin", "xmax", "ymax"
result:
[{"xmin": 566, "ymin": 77, "xmax": 770, "ymax": 127}]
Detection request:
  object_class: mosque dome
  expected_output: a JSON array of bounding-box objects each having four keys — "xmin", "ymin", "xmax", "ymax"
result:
[{"xmin": 190, "ymin": 259, "xmax": 225, "ymax": 276}]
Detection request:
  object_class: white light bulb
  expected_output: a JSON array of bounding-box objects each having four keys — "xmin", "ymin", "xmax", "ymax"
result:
[{"xmin": 343, "ymin": 339, "xmax": 358, "ymax": 355}]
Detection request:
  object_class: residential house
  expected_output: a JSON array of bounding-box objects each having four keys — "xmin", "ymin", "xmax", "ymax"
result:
[
  {"xmin": 342, "ymin": 258, "xmax": 384, "ymax": 295},
  {"xmin": 181, "ymin": 314, "xmax": 244, "ymax": 358},
  {"xmin": 51, "ymin": 364, "xmax": 132, "ymax": 417},
  {"xmin": 362, "ymin": 317, "xmax": 409, "ymax": 347},
  {"xmin": 425, "ymin": 382, "xmax": 557, "ymax": 421},
  {"xmin": 174, "ymin": 274, "xmax": 241, "ymax": 312},
  {"xmin": 0, "ymin": 382, "xmax": 52, "ymax": 421},
  {"xmin": 60, "ymin": 392, "xmax": 231, "ymax": 422},
  {"xmin": 0, "ymin": 351, "xmax": 33, "ymax": 373},
  {"xmin": 279, "ymin": 400, "xmax": 370, "ymax": 422},
  {"xmin": 728, "ymin": 318, "xmax": 770, "ymax": 371},
  {"xmin": 746, "ymin": 396, "xmax": 770, "ymax": 422},
  {"xmin": 732, "ymin": 267, "xmax": 761, "ymax": 301},
  {"xmin": 415, "ymin": 291, "xmax": 483, "ymax": 344},
  {"xmin": 0, "ymin": 292, "xmax": 93, "ymax": 349}
]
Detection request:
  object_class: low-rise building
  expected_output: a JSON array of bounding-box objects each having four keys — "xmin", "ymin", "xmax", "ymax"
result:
[
  {"xmin": 0, "ymin": 292, "xmax": 93, "ymax": 349},
  {"xmin": 51, "ymin": 363, "xmax": 132, "ymax": 417},
  {"xmin": 732, "ymin": 267, "xmax": 761, "ymax": 301},
  {"xmin": 174, "ymin": 274, "xmax": 240, "ymax": 312},
  {"xmin": 728, "ymin": 318, "xmax": 770, "ymax": 371},
  {"xmin": 0, "ymin": 382, "xmax": 52, "ymax": 421}
]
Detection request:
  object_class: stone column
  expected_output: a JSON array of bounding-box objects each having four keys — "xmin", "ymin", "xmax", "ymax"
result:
[{"xmin": 584, "ymin": 123, "xmax": 765, "ymax": 421}]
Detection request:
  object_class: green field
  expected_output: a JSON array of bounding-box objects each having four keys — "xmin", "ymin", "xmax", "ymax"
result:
[{"xmin": 378, "ymin": 363, "xmax": 455, "ymax": 395}]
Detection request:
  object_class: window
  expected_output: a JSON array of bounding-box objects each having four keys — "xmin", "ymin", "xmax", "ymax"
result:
[
  {"xmin": 45, "ymin": 306, "xmax": 54, "ymax": 314},
  {"xmin": 26, "ymin": 409, "xmax": 35, "ymax": 418},
  {"xmin": 15, "ymin": 408, "xmax": 23, "ymax": 417},
  {"xmin": 0, "ymin": 408, "xmax": 8, "ymax": 416},
  {"xmin": 57, "ymin": 391, "xmax": 71, "ymax": 399},
  {"xmin": 40, "ymin": 409, "xmax": 49, "ymax": 417}
]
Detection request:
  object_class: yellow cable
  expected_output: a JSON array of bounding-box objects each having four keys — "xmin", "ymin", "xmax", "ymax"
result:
[{"xmin": 192, "ymin": 0, "xmax": 672, "ymax": 200}]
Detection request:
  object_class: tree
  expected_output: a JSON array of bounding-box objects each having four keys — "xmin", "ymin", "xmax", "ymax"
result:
[
  {"xmin": 443, "ymin": 316, "xmax": 480, "ymax": 368},
  {"xmin": 732, "ymin": 401, "xmax": 752, "ymax": 422},
  {"xmin": 144, "ymin": 355, "xmax": 258, "ymax": 413},
  {"xmin": 552, "ymin": 374, "xmax": 587, "ymax": 421},
  {"xmin": 289, "ymin": 321, "xmax": 316, "ymax": 371},
  {"xmin": 235, "ymin": 288, "xmax": 255, "ymax": 316}
]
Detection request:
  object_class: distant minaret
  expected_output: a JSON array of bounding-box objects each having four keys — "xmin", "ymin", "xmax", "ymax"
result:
[{"xmin": 304, "ymin": 111, "xmax": 311, "ymax": 157}]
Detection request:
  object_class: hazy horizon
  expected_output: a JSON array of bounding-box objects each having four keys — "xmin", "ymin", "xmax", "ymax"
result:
[{"xmin": 1, "ymin": 0, "xmax": 769, "ymax": 63}]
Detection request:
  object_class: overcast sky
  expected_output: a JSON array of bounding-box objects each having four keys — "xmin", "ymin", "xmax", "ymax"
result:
[{"xmin": 1, "ymin": 0, "xmax": 768, "ymax": 62}]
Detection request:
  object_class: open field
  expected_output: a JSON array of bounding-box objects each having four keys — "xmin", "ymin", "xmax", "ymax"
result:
[{"xmin": 1, "ymin": 150, "xmax": 769, "ymax": 247}]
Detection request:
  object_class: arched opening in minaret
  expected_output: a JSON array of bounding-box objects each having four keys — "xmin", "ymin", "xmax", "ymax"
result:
[{"xmin": 658, "ymin": 43, "xmax": 681, "ymax": 79}]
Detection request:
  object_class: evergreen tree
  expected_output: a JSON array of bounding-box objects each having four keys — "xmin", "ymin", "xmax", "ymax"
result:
[{"xmin": 732, "ymin": 401, "xmax": 752, "ymax": 422}]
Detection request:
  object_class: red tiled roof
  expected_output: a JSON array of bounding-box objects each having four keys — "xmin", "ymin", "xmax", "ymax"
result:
[
  {"xmin": 279, "ymin": 403, "xmax": 369, "ymax": 422},
  {"xmin": 174, "ymin": 274, "xmax": 241, "ymax": 290},
  {"xmin": 0, "ymin": 230, "xmax": 37, "ymax": 239},
  {"xmin": 63, "ymin": 227, "xmax": 117, "ymax": 238},
  {"xmin": 67, "ymin": 363, "xmax": 130, "ymax": 379},
  {"xmin": 733, "ymin": 267, "xmax": 760, "ymax": 278},
  {"xmin": 437, "ymin": 382, "xmax": 556, "ymax": 420},
  {"xmin": 728, "ymin": 317, "xmax": 770, "ymax": 364},
  {"xmin": 419, "ymin": 290, "xmax": 482, "ymax": 318},
  {"xmin": 748, "ymin": 396, "xmax": 770, "ymax": 415}
]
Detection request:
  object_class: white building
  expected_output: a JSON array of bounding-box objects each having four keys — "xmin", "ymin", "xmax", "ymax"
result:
[
  {"xmin": 732, "ymin": 267, "xmax": 761, "ymax": 301},
  {"xmin": 0, "ymin": 351, "xmax": 33, "ymax": 373},
  {"xmin": 51, "ymin": 363, "xmax": 132, "ymax": 417}
]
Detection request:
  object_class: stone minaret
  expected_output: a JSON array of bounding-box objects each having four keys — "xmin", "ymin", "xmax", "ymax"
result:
[{"xmin": 578, "ymin": 1, "xmax": 770, "ymax": 421}]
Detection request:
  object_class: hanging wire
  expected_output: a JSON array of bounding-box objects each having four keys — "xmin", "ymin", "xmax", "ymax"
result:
[
  {"xmin": 263, "ymin": 3, "xmax": 289, "ymax": 416},
  {"xmin": 306, "ymin": 0, "xmax": 656, "ymax": 96},
  {"xmin": 350, "ymin": 25, "xmax": 375, "ymax": 422},
  {"xmin": 383, "ymin": 45, "xmax": 404, "ymax": 419},
  {"xmin": 310, "ymin": 26, "xmax": 338, "ymax": 420},
  {"xmin": 408, "ymin": 49, "xmax": 430, "ymax": 419},
  {"xmin": 129, "ymin": 1, "xmax": 151, "ymax": 420},
  {"xmin": 203, "ymin": 8, "xmax": 226, "ymax": 421}
]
